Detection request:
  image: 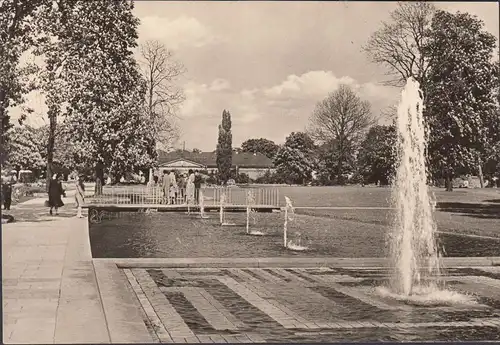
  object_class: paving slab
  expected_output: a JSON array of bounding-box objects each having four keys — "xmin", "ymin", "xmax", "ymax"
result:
[{"xmin": 114, "ymin": 265, "xmax": 500, "ymax": 342}]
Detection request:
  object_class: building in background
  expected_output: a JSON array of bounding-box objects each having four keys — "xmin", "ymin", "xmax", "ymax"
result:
[{"xmin": 156, "ymin": 151, "xmax": 275, "ymax": 180}]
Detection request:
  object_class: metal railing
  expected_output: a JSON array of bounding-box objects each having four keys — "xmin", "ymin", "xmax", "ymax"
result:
[{"xmin": 88, "ymin": 185, "xmax": 280, "ymax": 207}]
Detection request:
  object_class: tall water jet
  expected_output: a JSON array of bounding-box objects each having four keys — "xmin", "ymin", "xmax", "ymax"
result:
[{"xmin": 389, "ymin": 77, "xmax": 441, "ymax": 296}]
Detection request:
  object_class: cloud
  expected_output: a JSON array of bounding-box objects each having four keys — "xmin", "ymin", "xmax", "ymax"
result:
[
  {"xmin": 177, "ymin": 71, "xmax": 399, "ymax": 151},
  {"xmin": 138, "ymin": 16, "xmax": 221, "ymax": 50}
]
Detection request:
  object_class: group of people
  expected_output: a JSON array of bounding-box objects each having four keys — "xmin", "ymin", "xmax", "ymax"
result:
[
  {"xmin": 153, "ymin": 169, "xmax": 202, "ymax": 204},
  {"xmin": 47, "ymin": 173, "xmax": 85, "ymax": 218}
]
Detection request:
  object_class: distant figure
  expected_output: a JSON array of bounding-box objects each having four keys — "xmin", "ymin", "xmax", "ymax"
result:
[
  {"xmin": 48, "ymin": 173, "xmax": 65, "ymax": 215},
  {"xmin": 194, "ymin": 170, "xmax": 202, "ymax": 204},
  {"xmin": 186, "ymin": 169, "xmax": 195, "ymax": 204},
  {"xmin": 2, "ymin": 170, "xmax": 17, "ymax": 210},
  {"xmin": 161, "ymin": 170, "xmax": 171, "ymax": 204},
  {"xmin": 75, "ymin": 175, "xmax": 85, "ymax": 218},
  {"xmin": 177, "ymin": 174, "xmax": 186, "ymax": 202},
  {"xmin": 153, "ymin": 175, "xmax": 159, "ymax": 185},
  {"xmin": 169, "ymin": 184, "xmax": 177, "ymax": 204}
]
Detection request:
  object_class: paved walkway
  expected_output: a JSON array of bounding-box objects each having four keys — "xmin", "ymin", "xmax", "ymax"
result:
[{"xmin": 2, "ymin": 197, "xmax": 109, "ymax": 344}]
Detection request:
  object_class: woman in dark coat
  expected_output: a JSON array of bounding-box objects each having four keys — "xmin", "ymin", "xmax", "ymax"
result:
[{"xmin": 48, "ymin": 173, "xmax": 65, "ymax": 215}]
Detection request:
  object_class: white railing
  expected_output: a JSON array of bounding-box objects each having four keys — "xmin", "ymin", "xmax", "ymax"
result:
[{"xmin": 89, "ymin": 185, "xmax": 280, "ymax": 207}]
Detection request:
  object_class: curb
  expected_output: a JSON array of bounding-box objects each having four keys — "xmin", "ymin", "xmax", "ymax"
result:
[{"xmin": 91, "ymin": 257, "xmax": 500, "ymax": 269}]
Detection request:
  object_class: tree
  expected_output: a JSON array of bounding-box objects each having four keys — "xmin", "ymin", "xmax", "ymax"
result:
[
  {"xmin": 273, "ymin": 132, "xmax": 316, "ymax": 185},
  {"xmin": 216, "ymin": 110, "xmax": 232, "ymax": 184},
  {"xmin": 363, "ymin": 1, "xmax": 436, "ymax": 87},
  {"xmin": 4, "ymin": 125, "xmax": 45, "ymax": 173},
  {"xmin": 423, "ymin": 10, "xmax": 500, "ymax": 191},
  {"xmin": 35, "ymin": 0, "xmax": 154, "ymax": 184},
  {"xmin": 357, "ymin": 125, "xmax": 397, "ymax": 185},
  {"xmin": 309, "ymin": 84, "xmax": 375, "ymax": 183},
  {"xmin": 241, "ymin": 138, "xmax": 279, "ymax": 159},
  {"xmin": 316, "ymin": 139, "xmax": 357, "ymax": 185},
  {"xmin": 139, "ymin": 40, "xmax": 185, "ymax": 152},
  {"xmin": 0, "ymin": 0, "xmax": 47, "ymax": 166}
]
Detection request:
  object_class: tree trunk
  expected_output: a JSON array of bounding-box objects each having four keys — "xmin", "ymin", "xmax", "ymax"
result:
[
  {"xmin": 46, "ymin": 108, "xmax": 57, "ymax": 192},
  {"xmin": 445, "ymin": 173, "xmax": 453, "ymax": 192},
  {"xmin": 477, "ymin": 156, "xmax": 484, "ymax": 188}
]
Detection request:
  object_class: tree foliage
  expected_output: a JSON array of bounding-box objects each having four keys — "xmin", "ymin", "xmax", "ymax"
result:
[
  {"xmin": 241, "ymin": 138, "xmax": 279, "ymax": 159},
  {"xmin": 4, "ymin": 125, "xmax": 45, "ymax": 172},
  {"xmin": 34, "ymin": 0, "xmax": 154, "ymax": 182},
  {"xmin": 216, "ymin": 109, "xmax": 232, "ymax": 184},
  {"xmin": 139, "ymin": 39, "xmax": 185, "ymax": 151},
  {"xmin": 363, "ymin": 1, "xmax": 436, "ymax": 87},
  {"xmin": 423, "ymin": 10, "xmax": 500, "ymax": 181},
  {"xmin": 0, "ymin": 0, "xmax": 47, "ymax": 165},
  {"xmin": 273, "ymin": 132, "xmax": 316, "ymax": 185},
  {"xmin": 357, "ymin": 125, "xmax": 397, "ymax": 185},
  {"xmin": 309, "ymin": 84, "xmax": 374, "ymax": 183}
]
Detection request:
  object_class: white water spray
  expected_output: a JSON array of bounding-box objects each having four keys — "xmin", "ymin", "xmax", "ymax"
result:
[
  {"xmin": 219, "ymin": 191, "xmax": 225, "ymax": 225},
  {"xmin": 283, "ymin": 196, "xmax": 308, "ymax": 250},
  {"xmin": 388, "ymin": 77, "xmax": 474, "ymax": 304},
  {"xmin": 246, "ymin": 190, "xmax": 264, "ymax": 235},
  {"xmin": 389, "ymin": 77, "xmax": 440, "ymax": 295},
  {"xmin": 199, "ymin": 190, "xmax": 209, "ymax": 219}
]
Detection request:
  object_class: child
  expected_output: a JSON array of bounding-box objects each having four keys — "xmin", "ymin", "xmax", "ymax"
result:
[{"xmin": 169, "ymin": 184, "xmax": 177, "ymax": 205}]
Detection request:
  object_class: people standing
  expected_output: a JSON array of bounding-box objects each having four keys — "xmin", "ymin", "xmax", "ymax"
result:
[
  {"xmin": 48, "ymin": 173, "xmax": 65, "ymax": 215},
  {"xmin": 177, "ymin": 174, "xmax": 186, "ymax": 202},
  {"xmin": 169, "ymin": 170, "xmax": 177, "ymax": 203},
  {"xmin": 194, "ymin": 170, "xmax": 202, "ymax": 205},
  {"xmin": 186, "ymin": 169, "xmax": 195, "ymax": 204},
  {"xmin": 161, "ymin": 170, "xmax": 171, "ymax": 204},
  {"xmin": 2, "ymin": 170, "xmax": 17, "ymax": 210},
  {"xmin": 75, "ymin": 175, "xmax": 85, "ymax": 218}
]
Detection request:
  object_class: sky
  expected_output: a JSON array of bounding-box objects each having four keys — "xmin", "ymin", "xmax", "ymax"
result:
[{"xmin": 14, "ymin": 1, "xmax": 500, "ymax": 152}]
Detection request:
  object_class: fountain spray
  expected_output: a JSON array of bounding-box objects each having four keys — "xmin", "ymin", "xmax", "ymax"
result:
[
  {"xmin": 389, "ymin": 77, "xmax": 441, "ymax": 296},
  {"xmin": 199, "ymin": 190, "xmax": 209, "ymax": 219},
  {"xmin": 219, "ymin": 191, "xmax": 225, "ymax": 225}
]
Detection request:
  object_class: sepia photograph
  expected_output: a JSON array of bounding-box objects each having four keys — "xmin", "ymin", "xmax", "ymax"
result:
[{"xmin": 1, "ymin": 0, "xmax": 500, "ymax": 343}]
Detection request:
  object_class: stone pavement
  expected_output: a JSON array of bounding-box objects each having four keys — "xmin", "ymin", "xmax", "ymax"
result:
[
  {"xmin": 94, "ymin": 263, "xmax": 500, "ymax": 343},
  {"xmin": 2, "ymin": 197, "xmax": 110, "ymax": 344}
]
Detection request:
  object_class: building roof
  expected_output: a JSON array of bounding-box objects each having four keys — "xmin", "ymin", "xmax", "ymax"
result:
[{"xmin": 158, "ymin": 151, "xmax": 274, "ymax": 168}]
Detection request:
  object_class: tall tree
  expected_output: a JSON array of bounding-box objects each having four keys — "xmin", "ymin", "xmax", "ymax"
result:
[
  {"xmin": 363, "ymin": 1, "xmax": 436, "ymax": 87},
  {"xmin": 308, "ymin": 84, "xmax": 375, "ymax": 183},
  {"xmin": 423, "ymin": 10, "xmax": 500, "ymax": 191},
  {"xmin": 0, "ymin": 0, "xmax": 46, "ymax": 166},
  {"xmin": 241, "ymin": 138, "xmax": 279, "ymax": 159},
  {"xmin": 36, "ymin": 0, "xmax": 154, "ymax": 183},
  {"xmin": 274, "ymin": 132, "xmax": 316, "ymax": 185},
  {"xmin": 216, "ymin": 110, "xmax": 232, "ymax": 184},
  {"xmin": 357, "ymin": 125, "xmax": 397, "ymax": 185},
  {"xmin": 139, "ymin": 40, "xmax": 185, "ymax": 152}
]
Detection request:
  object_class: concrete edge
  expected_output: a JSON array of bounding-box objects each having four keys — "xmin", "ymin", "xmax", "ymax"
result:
[
  {"xmin": 93, "ymin": 260, "xmax": 153, "ymax": 343},
  {"xmin": 90, "ymin": 257, "xmax": 500, "ymax": 269}
]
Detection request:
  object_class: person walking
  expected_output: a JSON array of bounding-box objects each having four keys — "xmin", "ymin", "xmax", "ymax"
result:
[
  {"xmin": 161, "ymin": 170, "xmax": 171, "ymax": 204},
  {"xmin": 194, "ymin": 170, "xmax": 202, "ymax": 205},
  {"xmin": 48, "ymin": 173, "xmax": 65, "ymax": 215},
  {"xmin": 186, "ymin": 169, "xmax": 195, "ymax": 204},
  {"xmin": 75, "ymin": 175, "xmax": 85, "ymax": 218},
  {"xmin": 2, "ymin": 170, "xmax": 17, "ymax": 210}
]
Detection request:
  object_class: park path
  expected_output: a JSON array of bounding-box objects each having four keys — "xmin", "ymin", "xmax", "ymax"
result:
[{"xmin": 2, "ymin": 197, "xmax": 110, "ymax": 344}]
